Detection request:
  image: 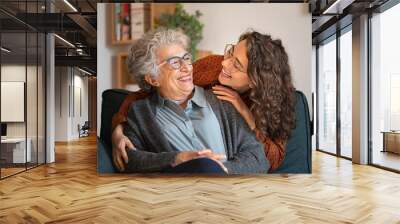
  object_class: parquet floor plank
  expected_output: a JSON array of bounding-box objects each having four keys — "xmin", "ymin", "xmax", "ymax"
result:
[{"xmin": 0, "ymin": 135, "xmax": 399, "ymax": 223}]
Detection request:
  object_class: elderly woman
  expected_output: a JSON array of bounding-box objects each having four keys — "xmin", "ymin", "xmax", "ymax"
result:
[{"xmin": 121, "ymin": 29, "xmax": 269, "ymax": 174}]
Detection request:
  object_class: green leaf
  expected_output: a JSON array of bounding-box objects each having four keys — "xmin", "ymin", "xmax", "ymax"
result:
[{"xmin": 157, "ymin": 4, "xmax": 204, "ymax": 60}]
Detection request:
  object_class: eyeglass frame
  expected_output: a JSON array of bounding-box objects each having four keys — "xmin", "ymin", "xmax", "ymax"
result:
[
  {"xmin": 158, "ymin": 52, "xmax": 193, "ymax": 70},
  {"xmin": 224, "ymin": 44, "xmax": 246, "ymax": 73}
]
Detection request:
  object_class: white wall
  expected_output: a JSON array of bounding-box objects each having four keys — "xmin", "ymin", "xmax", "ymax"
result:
[
  {"xmin": 97, "ymin": 3, "xmax": 134, "ymax": 135},
  {"xmin": 55, "ymin": 67, "xmax": 69, "ymax": 141},
  {"xmin": 97, "ymin": 3, "xmax": 109, "ymax": 136},
  {"xmin": 54, "ymin": 67, "xmax": 89, "ymax": 141},
  {"xmin": 183, "ymin": 3, "xmax": 312, "ymax": 106},
  {"xmin": 97, "ymin": 4, "xmax": 116, "ymax": 135},
  {"xmin": 97, "ymin": 3, "xmax": 312, "ymax": 135},
  {"xmin": 73, "ymin": 73, "xmax": 89, "ymax": 138}
]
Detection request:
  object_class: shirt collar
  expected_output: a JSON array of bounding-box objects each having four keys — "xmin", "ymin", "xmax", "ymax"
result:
[
  {"xmin": 190, "ymin": 86, "xmax": 207, "ymax": 108},
  {"xmin": 154, "ymin": 91, "xmax": 167, "ymax": 108},
  {"xmin": 152, "ymin": 85, "xmax": 207, "ymax": 109}
]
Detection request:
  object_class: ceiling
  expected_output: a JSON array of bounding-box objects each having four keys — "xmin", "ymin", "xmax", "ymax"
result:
[
  {"xmin": 310, "ymin": 0, "xmax": 391, "ymax": 44},
  {"xmin": 0, "ymin": 0, "xmax": 98, "ymax": 75},
  {"xmin": 1, "ymin": 0, "xmax": 396, "ymax": 74}
]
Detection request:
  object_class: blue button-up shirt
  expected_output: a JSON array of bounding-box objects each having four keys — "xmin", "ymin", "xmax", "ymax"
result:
[{"xmin": 153, "ymin": 86, "xmax": 226, "ymax": 159}]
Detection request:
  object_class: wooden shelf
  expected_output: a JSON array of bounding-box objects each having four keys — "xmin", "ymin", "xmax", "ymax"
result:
[
  {"xmin": 109, "ymin": 3, "xmax": 153, "ymax": 46},
  {"xmin": 115, "ymin": 53, "xmax": 136, "ymax": 89},
  {"xmin": 109, "ymin": 3, "xmax": 177, "ymax": 46}
]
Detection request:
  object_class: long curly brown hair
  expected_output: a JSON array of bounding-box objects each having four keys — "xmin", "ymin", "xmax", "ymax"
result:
[{"xmin": 240, "ymin": 31, "xmax": 296, "ymax": 141}]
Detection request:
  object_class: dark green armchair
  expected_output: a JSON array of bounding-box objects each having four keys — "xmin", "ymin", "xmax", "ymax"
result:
[{"xmin": 98, "ymin": 89, "xmax": 312, "ymax": 174}]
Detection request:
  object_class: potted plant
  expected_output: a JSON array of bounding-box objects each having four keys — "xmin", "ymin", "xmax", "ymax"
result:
[{"xmin": 156, "ymin": 4, "xmax": 204, "ymax": 59}]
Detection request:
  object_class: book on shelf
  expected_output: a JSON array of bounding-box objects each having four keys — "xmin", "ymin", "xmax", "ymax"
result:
[
  {"xmin": 130, "ymin": 3, "xmax": 145, "ymax": 38},
  {"xmin": 113, "ymin": 3, "xmax": 146, "ymax": 43},
  {"xmin": 114, "ymin": 3, "xmax": 121, "ymax": 41},
  {"xmin": 121, "ymin": 3, "xmax": 131, "ymax": 41}
]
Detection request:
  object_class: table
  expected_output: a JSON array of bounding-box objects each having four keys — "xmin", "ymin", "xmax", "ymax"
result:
[
  {"xmin": 381, "ymin": 131, "xmax": 400, "ymax": 154},
  {"xmin": 1, "ymin": 138, "xmax": 31, "ymax": 163}
]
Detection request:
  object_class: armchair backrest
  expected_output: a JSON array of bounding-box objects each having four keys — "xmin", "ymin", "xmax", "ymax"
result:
[
  {"xmin": 272, "ymin": 91, "xmax": 312, "ymax": 173},
  {"xmin": 98, "ymin": 89, "xmax": 312, "ymax": 173}
]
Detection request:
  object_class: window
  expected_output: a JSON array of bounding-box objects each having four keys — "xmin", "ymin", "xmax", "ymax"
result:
[
  {"xmin": 370, "ymin": 2, "xmax": 400, "ymax": 171},
  {"xmin": 0, "ymin": 1, "xmax": 47, "ymax": 179},
  {"xmin": 317, "ymin": 36, "xmax": 337, "ymax": 155},
  {"xmin": 340, "ymin": 28, "xmax": 352, "ymax": 158}
]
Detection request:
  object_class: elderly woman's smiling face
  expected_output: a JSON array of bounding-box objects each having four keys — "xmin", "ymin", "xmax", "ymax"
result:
[{"xmin": 146, "ymin": 43, "xmax": 194, "ymax": 102}]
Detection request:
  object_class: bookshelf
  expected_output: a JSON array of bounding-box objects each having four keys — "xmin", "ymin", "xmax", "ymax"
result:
[
  {"xmin": 108, "ymin": 3, "xmax": 212, "ymax": 90},
  {"xmin": 109, "ymin": 3, "xmax": 176, "ymax": 46},
  {"xmin": 109, "ymin": 3, "xmax": 176, "ymax": 89},
  {"xmin": 110, "ymin": 3, "xmax": 149, "ymax": 45}
]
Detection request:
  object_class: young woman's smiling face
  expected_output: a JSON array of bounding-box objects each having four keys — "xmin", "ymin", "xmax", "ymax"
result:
[{"xmin": 218, "ymin": 39, "xmax": 250, "ymax": 93}]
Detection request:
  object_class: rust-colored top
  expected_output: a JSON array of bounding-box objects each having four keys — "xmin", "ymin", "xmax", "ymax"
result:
[{"xmin": 111, "ymin": 55, "xmax": 285, "ymax": 171}]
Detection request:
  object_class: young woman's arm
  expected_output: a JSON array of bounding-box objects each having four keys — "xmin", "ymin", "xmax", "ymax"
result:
[
  {"xmin": 253, "ymin": 129, "xmax": 286, "ymax": 172},
  {"xmin": 212, "ymin": 85, "xmax": 286, "ymax": 172}
]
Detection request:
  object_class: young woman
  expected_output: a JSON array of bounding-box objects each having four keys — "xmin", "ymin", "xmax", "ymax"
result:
[{"xmin": 111, "ymin": 31, "xmax": 296, "ymax": 173}]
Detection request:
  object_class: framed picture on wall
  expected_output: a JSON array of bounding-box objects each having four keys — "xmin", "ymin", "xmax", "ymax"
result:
[{"xmin": 1, "ymin": 81, "xmax": 25, "ymax": 122}]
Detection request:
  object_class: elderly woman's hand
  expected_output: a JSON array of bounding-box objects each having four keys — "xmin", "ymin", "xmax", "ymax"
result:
[
  {"xmin": 212, "ymin": 85, "xmax": 256, "ymax": 130},
  {"xmin": 112, "ymin": 124, "xmax": 135, "ymax": 172}
]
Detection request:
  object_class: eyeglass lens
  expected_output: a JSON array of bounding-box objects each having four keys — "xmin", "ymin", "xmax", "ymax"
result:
[{"xmin": 168, "ymin": 53, "xmax": 192, "ymax": 69}]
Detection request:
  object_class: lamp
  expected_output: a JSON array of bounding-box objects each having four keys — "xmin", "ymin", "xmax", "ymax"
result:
[
  {"xmin": 77, "ymin": 67, "xmax": 93, "ymax": 76},
  {"xmin": 1, "ymin": 47, "xmax": 11, "ymax": 53},
  {"xmin": 322, "ymin": 0, "xmax": 355, "ymax": 15},
  {"xmin": 54, "ymin": 34, "xmax": 75, "ymax": 48},
  {"xmin": 63, "ymin": 0, "xmax": 78, "ymax": 12}
]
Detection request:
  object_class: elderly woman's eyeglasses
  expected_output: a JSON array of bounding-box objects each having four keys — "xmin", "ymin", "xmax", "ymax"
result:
[
  {"xmin": 158, "ymin": 52, "xmax": 193, "ymax": 70},
  {"xmin": 224, "ymin": 44, "xmax": 246, "ymax": 73}
]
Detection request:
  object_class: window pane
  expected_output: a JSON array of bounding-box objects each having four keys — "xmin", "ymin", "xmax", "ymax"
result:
[
  {"xmin": 340, "ymin": 29, "xmax": 352, "ymax": 158},
  {"xmin": 318, "ymin": 37, "xmax": 337, "ymax": 154},
  {"xmin": 0, "ymin": 0, "xmax": 46, "ymax": 179},
  {"xmin": 371, "ymin": 3, "xmax": 400, "ymax": 171},
  {"xmin": 1, "ymin": 31, "xmax": 28, "ymax": 177},
  {"xmin": 27, "ymin": 31, "xmax": 38, "ymax": 169}
]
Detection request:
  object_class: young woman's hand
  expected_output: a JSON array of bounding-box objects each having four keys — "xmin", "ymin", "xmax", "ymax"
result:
[
  {"xmin": 212, "ymin": 85, "xmax": 256, "ymax": 130},
  {"xmin": 112, "ymin": 124, "xmax": 135, "ymax": 171}
]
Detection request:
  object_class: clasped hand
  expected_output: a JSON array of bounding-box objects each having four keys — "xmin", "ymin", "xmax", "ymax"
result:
[{"xmin": 112, "ymin": 125, "xmax": 228, "ymax": 173}]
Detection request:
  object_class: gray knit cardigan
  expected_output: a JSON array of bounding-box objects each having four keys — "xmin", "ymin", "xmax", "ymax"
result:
[{"xmin": 123, "ymin": 89, "xmax": 270, "ymax": 174}]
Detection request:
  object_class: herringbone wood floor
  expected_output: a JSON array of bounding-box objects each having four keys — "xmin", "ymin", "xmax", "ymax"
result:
[{"xmin": 1, "ymin": 135, "xmax": 400, "ymax": 224}]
